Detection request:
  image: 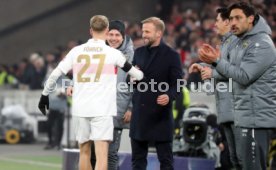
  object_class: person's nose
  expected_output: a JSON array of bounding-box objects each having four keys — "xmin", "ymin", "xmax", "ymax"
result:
[
  {"xmin": 230, "ymin": 19, "xmax": 237, "ymax": 27},
  {"xmin": 214, "ymin": 23, "xmax": 218, "ymax": 28},
  {"xmin": 110, "ymin": 35, "xmax": 116, "ymax": 41}
]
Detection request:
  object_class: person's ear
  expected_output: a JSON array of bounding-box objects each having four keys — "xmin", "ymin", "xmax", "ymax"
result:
[
  {"xmin": 104, "ymin": 28, "xmax": 109, "ymax": 36},
  {"xmin": 89, "ymin": 28, "xmax": 93, "ymax": 37},
  {"xmin": 224, "ymin": 19, "xmax": 230, "ymax": 26},
  {"xmin": 156, "ymin": 30, "xmax": 162, "ymax": 38},
  {"xmin": 248, "ymin": 15, "xmax": 255, "ymax": 25}
]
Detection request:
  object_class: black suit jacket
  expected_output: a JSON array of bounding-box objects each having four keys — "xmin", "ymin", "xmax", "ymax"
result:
[{"xmin": 129, "ymin": 41, "xmax": 183, "ymax": 141}]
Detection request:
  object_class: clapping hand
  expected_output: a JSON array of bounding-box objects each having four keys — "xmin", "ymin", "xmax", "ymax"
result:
[{"xmin": 198, "ymin": 44, "xmax": 220, "ymax": 64}]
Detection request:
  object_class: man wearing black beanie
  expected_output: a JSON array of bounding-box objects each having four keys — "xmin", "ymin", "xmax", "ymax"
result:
[{"xmin": 109, "ymin": 20, "xmax": 125, "ymax": 38}]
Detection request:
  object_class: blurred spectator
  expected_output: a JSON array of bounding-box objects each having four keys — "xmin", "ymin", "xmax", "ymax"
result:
[
  {"xmin": 126, "ymin": 23, "xmax": 143, "ymax": 48},
  {"xmin": 173, "ymin": 86, "xmax": 190, "ymax": 135},
  {"xmin": 16, "ymin": 58, "xmax": 33, "ymax": 89},
  {"xmin": 156, "ymin": 0, "xmax": 175, "ymax": 21},
  {"xmin": 66, "ymin": 40, "xmax": 78, "ymax": 50},
  {"xmin": 2, "ymin": 0, "xmax": 276, "ymax": 94},
  {"xmin": 175, "ymin": 25, "xmax": 190, "ymax": 51},
  {"xmin": 44, "ymin": 76, "xmax": 67, "ymax": 150},
  {"xmin": 44, "ymin": 52, "xmax": 58, "ymax": 80},
  {"xmin": 28, "ymin": 54, "xmax": 46, "ymax": 90},
  {"xmin": 0, "ymin": 64, "xmax": 17, "ymax": 88}
]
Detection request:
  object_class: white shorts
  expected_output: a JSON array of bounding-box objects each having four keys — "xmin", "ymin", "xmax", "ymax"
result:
[{"xmin": 74, "ymin": 116, "xmax": 113, "ymax": 144}]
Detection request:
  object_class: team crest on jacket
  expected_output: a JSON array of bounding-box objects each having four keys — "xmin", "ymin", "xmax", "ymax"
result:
[
  {"xmin": 242, "ymin": 41, "xmax": 249, "ymax": 49},
  {"xmin": 225, "ymin": 38, "xmax": 231, "ymax": 44}
]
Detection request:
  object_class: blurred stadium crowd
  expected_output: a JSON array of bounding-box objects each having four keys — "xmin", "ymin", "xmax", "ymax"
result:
[{"xmin": 0, "ymin": 0, "xmax": 276, "ymax": 90}]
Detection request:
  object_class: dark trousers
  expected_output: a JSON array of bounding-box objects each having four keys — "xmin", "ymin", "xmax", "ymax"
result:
[
  {"xmin": 239, "ymin": 128, "xmax": 272, "ymax": 170},
  {"xmin": 221, "ymin": 122, "xmax": 242, "ymax": 170},
  {"xmin": 91, "ymin": 142, "xmax": 96, "ymax": 169},
  {"xmin": 131, "ymin": 138, "xmax": 174, "ymax": 170},
  {"xmin": 108, "ymin": 129, "xmax": 122, "ymax": 170},
  {"xmin": 47, "ymin": 110, "xmax": 64, "ymax": 147}
]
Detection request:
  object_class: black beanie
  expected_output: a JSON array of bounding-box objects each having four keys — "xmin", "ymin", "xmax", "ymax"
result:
[{"xmin": 109, "ymin": 20, "xmax": 125, "ymax": 38}]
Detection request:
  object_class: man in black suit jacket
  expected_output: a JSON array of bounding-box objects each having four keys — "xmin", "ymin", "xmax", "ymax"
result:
[{"xmin": 130, "ymin": 17, "xmax": 183, "ymax": 170}]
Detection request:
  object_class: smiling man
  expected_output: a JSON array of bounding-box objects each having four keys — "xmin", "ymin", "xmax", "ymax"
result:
[
  {"xmin": 199, "ymin": 2, "xmax": 276, "ymax": 170},
  {"xmin": 107, "ymin": 21, "xmax": 125, "ymax": 48},
  {"xmin": 130, "ymin": 17, "xmax": 183, "ymax": 170},
  {"xmin": 105, "ymin": 20, "xmax": 134, "ymax": 170}
]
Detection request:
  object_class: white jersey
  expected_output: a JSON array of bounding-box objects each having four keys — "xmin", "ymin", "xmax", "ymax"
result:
[{"xmin": 58, "ymin": 39, "xmax": 126, "ymax": 117}]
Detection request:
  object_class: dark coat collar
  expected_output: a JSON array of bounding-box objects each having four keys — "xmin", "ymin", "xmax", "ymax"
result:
[{"xmin": 143, "ymin": 41, "xmax": 167, "ymax": 70}]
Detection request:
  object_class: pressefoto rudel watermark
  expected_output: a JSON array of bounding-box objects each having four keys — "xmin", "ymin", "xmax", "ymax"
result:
[
  {"xmin": 44, "ymin": 78, "xmax": 233, "ymax": 94},
  {"xmin": 188, "ymin": 78, "xmax": 233, "ymax": 93}
]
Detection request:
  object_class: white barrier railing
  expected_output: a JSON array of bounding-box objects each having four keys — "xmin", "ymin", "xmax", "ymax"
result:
[
  {"xmin": 0, "ymin": 89, "xmax": 42, "ymax": 114},
  {"xmin": 0, "ymin": 89, "xmax": 216, "ymax": 115},
  {"xmin": 0, "ymin": 89, "xmax": 216, "ymax": 148}
]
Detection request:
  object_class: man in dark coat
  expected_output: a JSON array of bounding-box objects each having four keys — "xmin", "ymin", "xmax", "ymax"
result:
[{"xmin": 130, "ymin": 17, "xmax": 183, "ymax": 170}]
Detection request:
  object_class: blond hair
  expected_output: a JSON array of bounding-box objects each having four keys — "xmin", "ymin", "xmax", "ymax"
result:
[
  {"xmin": 90, "ymin": 15, "xmax": 109, "ymax": 32},
  {"xmin": 141, "ymin": 17, "xmax": 165, "ymax": 33}
]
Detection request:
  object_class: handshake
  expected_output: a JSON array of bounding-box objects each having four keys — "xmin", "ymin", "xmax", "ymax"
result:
[{"xmin": 129, "ymin": 65, "xmax": 142, "ymax": 83}]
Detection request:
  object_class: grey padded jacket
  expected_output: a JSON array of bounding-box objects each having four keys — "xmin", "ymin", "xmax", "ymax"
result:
[
  {"xmin": 114, "ymin": 36, "xmax": 134, "ymax": 129},
  {"xmin": 215, "ymin": 16, "xmax": 276, "ymax": 128},
  {"xmin": 212, "ymin": 33, "xmax": 237, "ymax": 124}
]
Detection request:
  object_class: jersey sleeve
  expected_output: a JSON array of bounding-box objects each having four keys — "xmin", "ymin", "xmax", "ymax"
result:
[
  {"xmin": 114, "ymin": 50, "xmax": 127, "ymax": 68},
  {"xmin": 42, "ymin": 68, "xmax": 63, "ymax": 95},
  {"xmin": 57, "ymin": 49, "xmax": 75, "ymax": 74}
]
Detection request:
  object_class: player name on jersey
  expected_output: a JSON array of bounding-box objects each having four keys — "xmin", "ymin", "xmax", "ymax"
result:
[{"xmin": 84, "ymin": 47, "xmax": 103, "ymax": 52}]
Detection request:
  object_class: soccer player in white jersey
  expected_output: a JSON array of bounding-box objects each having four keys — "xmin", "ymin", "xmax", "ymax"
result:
[{"xmin": 38, "ymin": 15, "xmax": 143, "ymax": 170}]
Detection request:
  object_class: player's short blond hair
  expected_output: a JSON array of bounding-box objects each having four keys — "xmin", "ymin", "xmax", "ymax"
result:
[
  {"xmin": 90, "ymin": 15, "xmax": 109, "ymax": 32},
  {"xmin": 141, "ymin": 17, "xmax": 165, "ymax": 33}
]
